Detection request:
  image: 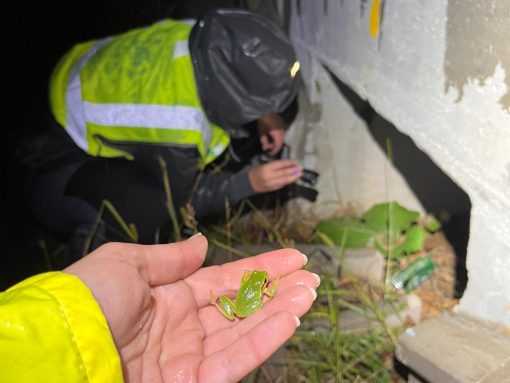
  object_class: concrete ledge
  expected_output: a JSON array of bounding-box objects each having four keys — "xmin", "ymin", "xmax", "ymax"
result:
[
  {"xmin": 396, "ymin": 311, "xmax": 510, "ymax": 383},
  {"xmin": 210, "ymin": 244, "xmax": 385, "ymax": 285},
  {"xmin": 339, "ymin": 294, "xmax": 422, "ymax": 331}
]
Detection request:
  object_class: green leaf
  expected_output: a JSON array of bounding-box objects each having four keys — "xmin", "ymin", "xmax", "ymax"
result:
[
  {"xmin": 424, "ymin": 214, "xmax": 442, "ymax": 232},
  {"xmin": 315, "ymin": 217, "xmax": 376, "ymax": 248},
  {"xmin": 375, "ymin": 225, "xmax": 426, "ymax": 260},
  {"xmin": 315, "ymin": 202, "xmax": 426, "ymax": 260},
  {"xmin": 363, "ymin": 201, "xmax": 420, "ymax": 234},
  {"xmin": 402, "ymin": 225, "xmax": 426, "ymax": 254}
]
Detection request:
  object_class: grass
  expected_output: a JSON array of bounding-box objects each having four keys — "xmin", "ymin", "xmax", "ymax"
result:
[
  {"xmin": 241, "ymin": 271, "xmax": 401, "ymax": 382},
  {"xmin": 30, "ymin": 164, "xmax": 408, "ymax": 382},
  {"xmin": 204, "ymin": 201, "xmax": 405, "ymax": 383}
]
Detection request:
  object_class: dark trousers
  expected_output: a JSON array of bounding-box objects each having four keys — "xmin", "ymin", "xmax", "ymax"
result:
[{"xmin": 30, "ymin": 157, "xmax": 171, "ymax": 248}]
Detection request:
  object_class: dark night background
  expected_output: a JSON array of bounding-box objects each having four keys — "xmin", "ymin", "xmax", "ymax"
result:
[{"xmin": 2, "ymin": 0, "xmax": 242, "ymax": 289}]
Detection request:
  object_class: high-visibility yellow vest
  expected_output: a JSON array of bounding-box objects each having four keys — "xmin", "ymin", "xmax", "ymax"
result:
[{"xmin": 49, "ymin": 19, "xmax": 230, "ymax": 166}]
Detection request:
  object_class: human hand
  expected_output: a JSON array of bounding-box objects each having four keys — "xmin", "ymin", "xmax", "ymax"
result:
[
  {"xmin": 64, "ymin": 234, "xmax": 318, "ymax": 382},
  {"xmin": 249, "ymin": 159, "xmax": 303, "ymax": 193},
  {"xmin": 258, "ymin": 112, "xmax": 286, "ymax": 155}
]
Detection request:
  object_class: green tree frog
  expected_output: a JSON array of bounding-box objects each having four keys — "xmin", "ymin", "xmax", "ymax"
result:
[{"xmin": 210, "ymin": 270, "xmax": 281, "ymax": 320}]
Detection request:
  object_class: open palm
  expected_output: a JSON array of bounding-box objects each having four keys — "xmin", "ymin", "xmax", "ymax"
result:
[{"xmin": 65, "ymin": 235, "xmax": 318, "ymax": 383}]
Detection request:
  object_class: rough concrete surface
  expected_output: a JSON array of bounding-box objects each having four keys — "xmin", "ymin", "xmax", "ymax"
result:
[
  {"xmin": 340, "ymin": 247, "xmax": 386, "ymax": 285},
  {"xmin": 396, "ymin": 311, "xmax": 510, "ymax": 382},
  {"xmin": 445, "ymin": 0, "xmax": 510, "ymax": 110}
]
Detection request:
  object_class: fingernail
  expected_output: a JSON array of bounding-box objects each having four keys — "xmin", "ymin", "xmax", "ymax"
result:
[
  {"xmin": 308, "ymin": 286, "xmax": 317, "ymax": 301},
  {"xmin": 301, "ymin": 252, "xmax": 308, "ymax": 266},
  {"xmin": 293, "ymin": 170, "xmax": 300, "ymax": 175},
  {"xmin": 188, "ymin": 232, "xmax": 203, "ymax": 240},
  {"xmin": 311, "ymin": 273, "xmax": 321, "ymax": 287},
  {"xmin": 294, "ymin": 316, "xmax": 301, "ymax": 327}
]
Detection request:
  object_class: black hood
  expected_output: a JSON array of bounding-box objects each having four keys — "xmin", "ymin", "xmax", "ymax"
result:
[{"xmin": 189, "ymin": 8, "xmax": 299, "ymax": 137}]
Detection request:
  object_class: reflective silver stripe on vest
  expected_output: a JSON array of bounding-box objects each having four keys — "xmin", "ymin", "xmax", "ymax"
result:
[
  {"xmin": 173, "ymin": 41, "xmax": 189, "ymax": 59},
  {"xmin": 65, "ymin": 37, "xmax": 212, "ymax": 151},
  {"xmin": 83, "ymin": 102, "xmax": 212, "ymax": 148},
  {"xmin": 181, "ymin": 18, "xmax": 197, "ymax": 26},
  {"xmin": 65, "ymin": 38, "xmax": 112, "ymax": 151}
]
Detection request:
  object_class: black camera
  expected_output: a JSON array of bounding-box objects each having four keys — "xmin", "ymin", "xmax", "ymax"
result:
[{"xmin": 259, "ymin": 144, "xmax": 319, "ymax": 187}]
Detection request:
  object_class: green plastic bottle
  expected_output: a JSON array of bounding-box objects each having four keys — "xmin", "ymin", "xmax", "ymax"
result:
[{"xmin": 390, "ymin": 255, "xmax": 435, "ymax": 292}]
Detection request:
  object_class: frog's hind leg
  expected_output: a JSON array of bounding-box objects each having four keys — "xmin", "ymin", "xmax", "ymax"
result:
[
  {"xmin": 264, "ymin": 276, "xmax": 281, "ymax": 298},
  {"xmin": 211, "ymin": 293, "xmax": 237, "ymax": 320}
]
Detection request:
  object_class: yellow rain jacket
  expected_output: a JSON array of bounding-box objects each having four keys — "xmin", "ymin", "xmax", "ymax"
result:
[{"xmin": 0, "ymin": 272, "xmax": 123, "ymax": 382}]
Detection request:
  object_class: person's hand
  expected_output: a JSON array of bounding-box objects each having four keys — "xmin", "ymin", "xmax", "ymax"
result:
[
  {"xmin": 257, "ymin": 112, "xmax": 286, "ymax": 155},
  {"xmin": 249, "ymin": 160, "xmax": 303, "ymax": 193},
  {"xmin": 64, "ymin": 234, "xmax": 318, "ymax": 382}
]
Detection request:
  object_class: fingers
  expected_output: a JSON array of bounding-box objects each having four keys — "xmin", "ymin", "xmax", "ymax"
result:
[
  {"xmin": 199, "ymin": 311, "xmax": 300, "ymax": 383},
  {"xmin": 185, "ymin": 248, "xmax": 308, "ymax": 307},
  {"xmin": 136, "ymin": 233, "xmax": 208, "ymax": 286},
  {"xmin": 249, "ymin": 160, "xmax": 302, "ymax": 193},
  {"xmin": 265, "ymin": 159, "xmax": 299, "ymax": 170},
  {"xmin": 263, "ymin": 160, "xmax": 302, "ymax": 189}
]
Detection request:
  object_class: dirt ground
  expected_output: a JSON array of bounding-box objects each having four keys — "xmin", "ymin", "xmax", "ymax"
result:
[{"xmin": 401, "ymin": 231, "xmax": 459, "ymax": 321}]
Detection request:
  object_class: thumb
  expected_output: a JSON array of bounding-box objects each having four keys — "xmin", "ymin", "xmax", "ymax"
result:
[{"xmin": 138, "ymin": 233, "xmax": 208, "ymax": 286}]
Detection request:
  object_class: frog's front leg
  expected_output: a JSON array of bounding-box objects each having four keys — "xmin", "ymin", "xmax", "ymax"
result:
[
  {"xmin": 241, "ymin": 270, "xmax": 252, "ymax": 282},
  {"xmin": 210, "ymin": 291, "xmax": 238, "ymax": 320},
  {"xmin": 263, "ymin": 276, "xmax": 281, "ymax": 298}
]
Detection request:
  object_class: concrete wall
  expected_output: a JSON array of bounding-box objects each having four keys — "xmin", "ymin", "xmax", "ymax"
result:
[
  {"xmin": 285, "ymin": 63, "xmax": 426, "ymax": 218},
  {"xmin": 288, "ymin": 0, "xmax": 510, "ymax": 326}
]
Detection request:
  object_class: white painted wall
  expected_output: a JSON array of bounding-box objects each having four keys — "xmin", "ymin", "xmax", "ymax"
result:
[
  {"xmin": 285, "ymin": 61, "xmax": 425, "ymax": 218},
  {"xmin": 288, "ymin": 0, "xmax": 510, "ymax": 325}
]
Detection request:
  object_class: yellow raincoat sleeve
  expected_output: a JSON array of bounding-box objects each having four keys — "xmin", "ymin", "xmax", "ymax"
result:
[{"xmin": 0, "ymin": 271, "xmax": 123, "ymax": 382}]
